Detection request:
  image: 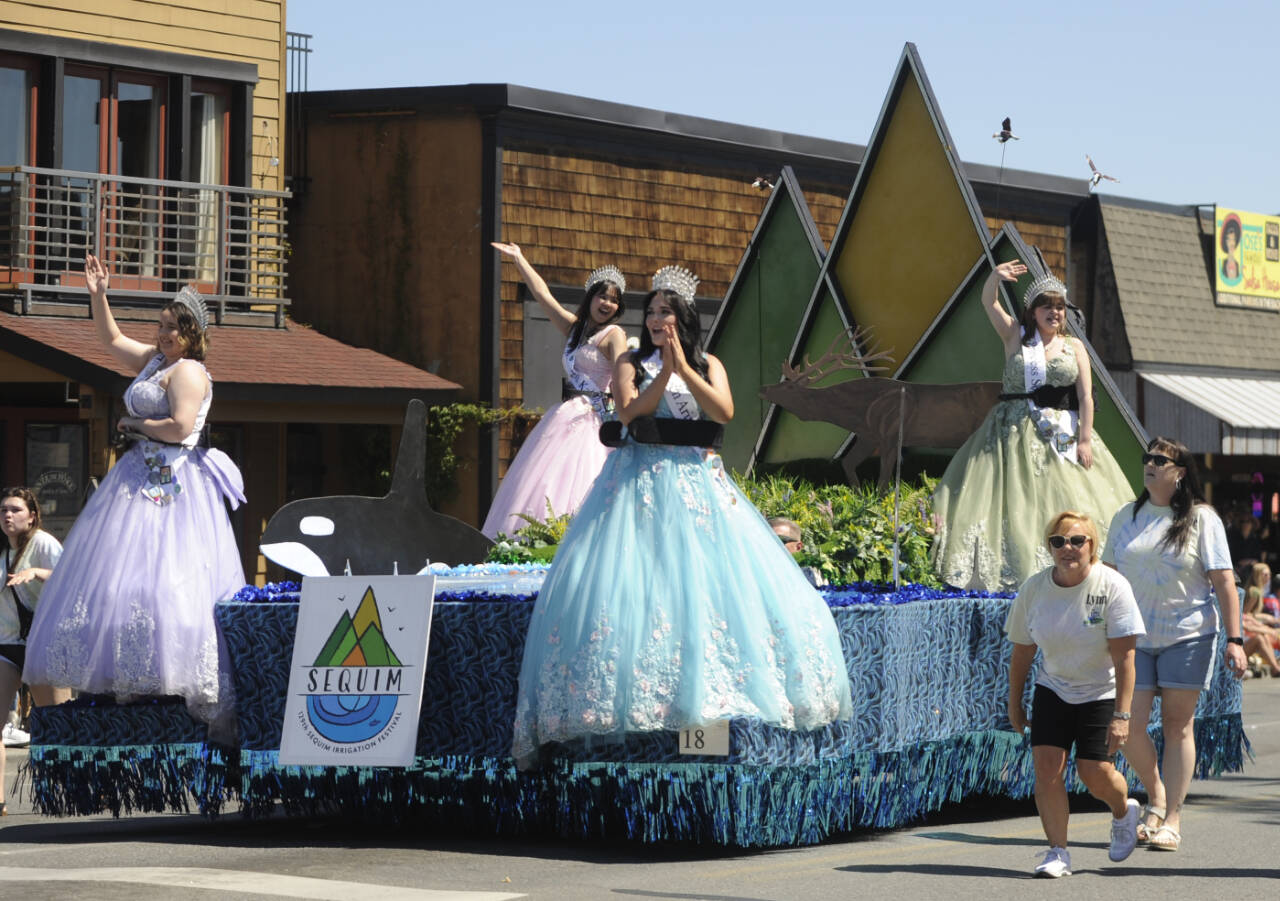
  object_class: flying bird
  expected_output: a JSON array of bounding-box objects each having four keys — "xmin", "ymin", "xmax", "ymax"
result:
[
  {"xmin": 1086, "ymin": 154, "xmax": 1119, "ymax": 190},
  {"xmin": 751, "ymin": 174, "xmax": 775, "ymax": 190},
  {"xmin": 992, "ymin": 117, "xmax": 1018, "ymax": 143}
]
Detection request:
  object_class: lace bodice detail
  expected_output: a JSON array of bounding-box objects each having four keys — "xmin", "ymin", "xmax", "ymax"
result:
[
  {"xmin": 563, "ymin": 325, "xmax": 620, "ymax": 393},
  {"xmin": 1002, "ymin": 345, "xmax": 1078, "ymax": 393},
  {"xmin": 124, "ymin": 354, "xmax": 212, "ymax": 447}
]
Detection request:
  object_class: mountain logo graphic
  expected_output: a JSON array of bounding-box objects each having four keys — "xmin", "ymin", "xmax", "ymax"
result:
[{"xmin": 304, "ymin": 585, "xmax": 405, "ymax": 743}]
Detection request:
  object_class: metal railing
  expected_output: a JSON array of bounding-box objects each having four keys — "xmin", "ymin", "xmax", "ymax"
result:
[
  {"xmin": 287, "ymin": 31, "xmax": 312, "ymax": 194},
  {"xmin": 0, "ymin": 166, "xmax": 291, "ymax": 325}
]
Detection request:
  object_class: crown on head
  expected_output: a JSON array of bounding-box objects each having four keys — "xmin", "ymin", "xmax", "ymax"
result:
[
  {"xmin": 651, "ymin": 265, "xmax": 699, "ymax": 304},
  {"xmin": 1023, "ymin": 273, "xmax": 1068, "ymax": 308},
  {"xmin": 585, "ymin": 265, "xmax": 626, "ymax": 295},
  {"xmin": 173, "ymin": 285, "xmax": 209, "ymax": 331}
]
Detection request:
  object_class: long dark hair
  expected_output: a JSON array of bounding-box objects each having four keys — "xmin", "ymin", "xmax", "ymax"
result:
[
  {"xmin": 1131, "ymin": 436, "xmax": 1206, "ymax": 554},
  {"xmin": 631, "ymin": 289, "xmax": 708, "ymax": 388},
  {"xmin": 160, "ymin": 299, "xmax": 208, "ymax": 361},
  {"xmin": 1020, "ymin": 291, "xmax": 1069, "ymax": 346},
  {"xmin": 565, "ymin": 281, "xmax": 624, "ymax": 351},
  {"xmin": 1, "ymin": 486, "xmax": 42, "ymax": 564}
]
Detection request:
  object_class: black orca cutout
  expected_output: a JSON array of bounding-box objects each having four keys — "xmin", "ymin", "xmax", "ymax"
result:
[{"xmin": 260, "ymin": 399, "xmax": 493, "ymax": 575}]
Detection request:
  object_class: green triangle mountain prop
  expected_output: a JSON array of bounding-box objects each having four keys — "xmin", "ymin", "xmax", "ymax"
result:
[
  {"xmin": 714, "ymin": 42, "xmax": 1147, "ymax": 485},
  {"xmin": 706, "ymin": 166, "xmax": 830, "ymax": 472},
  {"xmin": 740, "ymin": 42, "xmax": 996, "ymax": 468}
]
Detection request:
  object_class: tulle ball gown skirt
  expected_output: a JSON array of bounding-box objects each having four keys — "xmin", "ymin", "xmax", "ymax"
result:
[
  {"xmin": 24, "ymin": 442, "xmax": 246, "ymax": 734},
  {"xmin": 511, "ymin": 440, "xmax": 853, "ymax": 768},
  {"xmin": 932, "ymin": 401, "xmax": 1134, "ymax": 592},
  {"xmin": 482, "ymin": 396, "xmax": 612, "ymax": 538}
]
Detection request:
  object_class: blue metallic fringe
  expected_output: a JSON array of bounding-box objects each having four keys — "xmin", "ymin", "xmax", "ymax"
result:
[
  {"xmin": 23, "ymin": 714, "xmax": 1248, "ymax": 845},
  {"xmin": 228, "ymin": 728, "xmax": 1036, "ymax": 845},
  {"xmin": 23, "ymin": 742, "xmax": 236, "ymax": 817}
]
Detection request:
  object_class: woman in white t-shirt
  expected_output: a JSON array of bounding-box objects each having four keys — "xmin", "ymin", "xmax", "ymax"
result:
[
  {"xmin": 0, "ymin": 487, "xmax": 64, "ymax": 817},
  {"xmin": 1103, "ymin": 437, "xmax": 1248, "ymax": 852},
  {"xmin": 1006, "ymin": 511, "xmax": 1145, "ymax": 878}
]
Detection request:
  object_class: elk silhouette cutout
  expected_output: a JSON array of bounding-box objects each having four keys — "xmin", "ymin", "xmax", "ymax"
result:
[{"xmin": 760, "ymin": 329, "xmax": 1002, "ymax": 491}]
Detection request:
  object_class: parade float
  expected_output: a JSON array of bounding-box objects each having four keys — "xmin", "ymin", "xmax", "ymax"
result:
[
  {"xmin": 24, "ymin": 403, "xmax": 1247, "ymax": 846},
  {"xmin": 23, "ymin": 45, "xmax": 1249, "ymax": 846}
]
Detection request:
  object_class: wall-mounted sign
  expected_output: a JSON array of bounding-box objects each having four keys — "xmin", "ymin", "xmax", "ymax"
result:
[
  {"xmin": 1215, "ymin": 206, "xmax": 1280, "ymax": 311},
  {"xmin": 26, "ymin": 423, "xmax": 87, "ymax": 541}
]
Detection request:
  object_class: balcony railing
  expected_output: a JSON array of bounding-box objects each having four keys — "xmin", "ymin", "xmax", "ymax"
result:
[{"xmin": 0, "ymin": 166, "xmax": 290, "ymax": 326}]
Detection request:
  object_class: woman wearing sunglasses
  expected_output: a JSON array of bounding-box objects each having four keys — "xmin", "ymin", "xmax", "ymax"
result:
[
  {"xmin": 1006, "ymin": 511, "xmax": 1145, "ymax": 877},
  {"xmin": 932, "ymin": 261, "xmax": 1134, "ymax": 592},
  {"xmin": 1101, "ymin": 437, "xmax": 1248, "ymax": 852}
]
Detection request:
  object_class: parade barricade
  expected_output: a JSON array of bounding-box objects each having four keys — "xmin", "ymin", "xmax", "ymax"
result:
[{"xmin": 25, "ymin": 572, "xmax": 1248, "ymax": 847}]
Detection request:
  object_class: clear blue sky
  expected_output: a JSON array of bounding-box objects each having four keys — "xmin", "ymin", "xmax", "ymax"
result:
[{"xmin": 290, "ymin": 0, "xmax": 1279, "ymax": 213}]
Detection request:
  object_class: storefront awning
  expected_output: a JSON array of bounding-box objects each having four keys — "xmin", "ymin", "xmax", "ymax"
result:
[{"xmin": 1140, "ymin": 371, "xmax": 1280, "ymax": 455}]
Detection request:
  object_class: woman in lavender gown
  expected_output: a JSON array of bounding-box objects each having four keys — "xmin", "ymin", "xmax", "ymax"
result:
[
  {"xmin": 24, "ymin": 254, "xmax": 245, "ymax": 736},
  {"xmin": 482, "ymin": 243, "xmax": 628, "ymax": 538}
]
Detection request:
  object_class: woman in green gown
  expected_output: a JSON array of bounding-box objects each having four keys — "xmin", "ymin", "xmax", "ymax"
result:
[{"xmin": 932, "ymin": 260, "xmax": 1133, "ymax": 592}]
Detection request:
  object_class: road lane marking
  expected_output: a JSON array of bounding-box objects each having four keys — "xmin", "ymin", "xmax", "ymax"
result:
[{"xmin": 0, "ymin": 867, "xmax": 525, "ymax": 900}]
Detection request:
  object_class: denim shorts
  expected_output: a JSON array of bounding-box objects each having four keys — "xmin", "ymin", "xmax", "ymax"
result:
[{"xmin": 1135, "ymin": 633, "xmax": 1217, "ymax": 691}]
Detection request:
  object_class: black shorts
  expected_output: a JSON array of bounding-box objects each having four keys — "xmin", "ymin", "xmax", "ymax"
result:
[
  {"xmin": 0, "ymin": 642, "xmax": 23, "ymax": 672},
  {"xmin": 1030, "ymin": 684, "xmax": 1113, "ymax": 761}
]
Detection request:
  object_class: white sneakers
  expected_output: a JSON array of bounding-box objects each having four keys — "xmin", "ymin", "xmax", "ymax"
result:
[
  {"xmin": 1109, "ymin": 798, "xmax": 1141, "ymax": 862},
  {"xmin": 1034, "ymin": 847, "xmax": 1072, "ymax": 878},
  {"xmin": 1, "ymin": 722, "xmax": 29, "ymax": 748},
  {"xmin": 1036, "ymin": 799, "xmax": 1140, "ymax": 877}
]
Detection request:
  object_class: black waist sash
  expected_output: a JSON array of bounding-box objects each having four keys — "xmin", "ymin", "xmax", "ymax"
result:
[
  {"xmin": 599, "ymin": 416, "xmax": 724, "ymax": 449},
  {"xmin": 561, "ymin": 380, "xmax": 610, "ymax": 403},
  {"xmin": 114, "ymin": 422, "xmax": 211, "ymax": 451},
  {"xmin": 997, "ymin": 384, "xmax": 1079, "ymax": 411}
]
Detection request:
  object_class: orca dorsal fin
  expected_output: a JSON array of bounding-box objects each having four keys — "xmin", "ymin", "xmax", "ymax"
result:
[{"xmin": 388, "ymin": 398, "xmax": 429, "ymax": 505}]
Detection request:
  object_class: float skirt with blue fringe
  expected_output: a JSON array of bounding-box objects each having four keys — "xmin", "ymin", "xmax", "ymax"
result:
[{"xmin": 24, "ymin": 585, "xmax": 1249, "ymax": 846}]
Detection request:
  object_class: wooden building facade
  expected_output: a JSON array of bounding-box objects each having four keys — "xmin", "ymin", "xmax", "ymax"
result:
[
  {"xmin": 0, "ymin": 3, "xmax": 461, "ymax": 582},
  {"xmin": 0, "ymin": 0, "xmax": 287, "ymax": 193}
]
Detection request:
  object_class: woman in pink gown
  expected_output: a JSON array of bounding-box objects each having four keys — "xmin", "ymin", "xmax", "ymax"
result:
[{"xmin": 482, "ymin": 243, "xmax": 629, "ymax": 538}]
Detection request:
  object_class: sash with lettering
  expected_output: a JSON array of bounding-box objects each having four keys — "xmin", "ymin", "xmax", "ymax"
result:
[
  {"xmin": 641, "ymin": 351, "xmax": 700, "ymax": 421},
  {"xmin": 563, "ymin": 328, "xmax": 612, "ymax": 417},
  {"xmin": 1023, "ymin": 332, "xmax": 1079, "ymax": 464}
]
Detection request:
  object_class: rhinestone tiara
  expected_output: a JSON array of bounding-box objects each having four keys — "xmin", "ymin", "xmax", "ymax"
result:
[
  {"xmin": 585, "ymin": 265, "xmax": 626, "ymax": 295},
  {"xmin": 651, "ymin": 265, "xmax": 699, "ymax": 304},
  {"xmin": 1023, "ymin": 273, "xmax": 1067, "ymax": 308},
  {"xmin": 173, "ymin": 285, "xmax": 209, "ymax": 331}
]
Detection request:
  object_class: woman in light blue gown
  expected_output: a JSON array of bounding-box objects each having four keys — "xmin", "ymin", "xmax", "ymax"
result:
[{"xmin": 511, "ymin": 266, "xmax": 852, "ymax": 769}]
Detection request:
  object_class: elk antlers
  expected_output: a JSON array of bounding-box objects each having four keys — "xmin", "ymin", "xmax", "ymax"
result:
[{"xmin": 781, "ymin": 326, "xmax": 894, "ymax": 386}]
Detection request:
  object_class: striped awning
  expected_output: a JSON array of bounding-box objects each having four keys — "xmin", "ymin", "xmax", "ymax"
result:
[{"xmin": 1140, "ymin": 371, "xmax": 1280, "ymax": 454}]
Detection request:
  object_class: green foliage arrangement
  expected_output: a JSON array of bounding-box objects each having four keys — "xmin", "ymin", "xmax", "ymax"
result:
[
  {"xmin": 486, "ymin": 504, "xmax": 574, "ymax": 564},
  {"xmin": 734, "ymin": 473, "xmax": 940, "ymax": 587},
  {"xmin": 481, "ymin": 466, "xmax": 941, "ymax": 586},
  {"xmin": 424, "ymin": 403, "xmax": 541, "ymax": 507}
]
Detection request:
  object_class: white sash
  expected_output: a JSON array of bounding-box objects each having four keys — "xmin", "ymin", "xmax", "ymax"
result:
[
  {"xmin": 562, "ymin": 335, "xmax": 595, "ymax": 391},
  {"xmin": 1023, "ymin": 333, "xmax": 1079, "ymax": 464},
  {"xmin": 640, "ymin": 351, "xmax": 699, "ymax": 421},
  {"xmin": 563, "ymin": 327, "xmax": 616, "ymax": 417}
]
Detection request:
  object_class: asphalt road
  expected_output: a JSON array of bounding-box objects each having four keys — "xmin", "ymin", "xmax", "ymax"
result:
[{"xmin": 2, "ymin": 678, "xmax": 1277, "ymax": 900}]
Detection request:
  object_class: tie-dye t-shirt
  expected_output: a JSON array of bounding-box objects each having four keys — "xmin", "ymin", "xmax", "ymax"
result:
[{"xmin": 1102, "ymin": 502, "xmax": 1232, "ymax": 649}]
